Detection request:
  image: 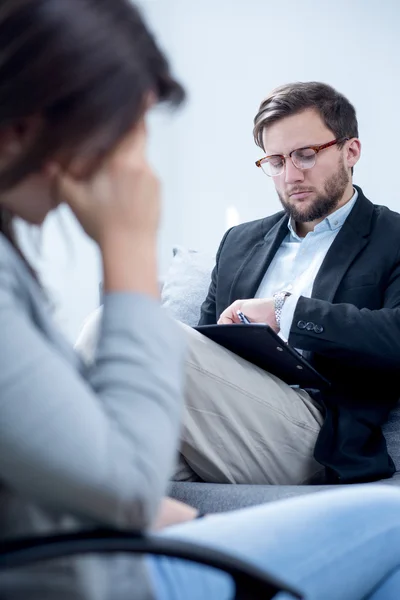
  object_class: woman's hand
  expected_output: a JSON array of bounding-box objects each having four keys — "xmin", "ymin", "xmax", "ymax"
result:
[
  {"xmin": 152, "ymin": 497, "xmax": 199, "ymax": 531},
  {"xmin": 52, "ymin": 120, "xmax": 160, "ymax": 296},
  {"xmin": 54, "ymin": 120, "xmax": 160, "ymax": 248}
]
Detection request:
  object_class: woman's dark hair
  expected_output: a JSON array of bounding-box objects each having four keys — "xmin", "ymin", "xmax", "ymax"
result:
[{"xmin": 0, "ymin": 0, "xmax": 185, "ymax": 250}]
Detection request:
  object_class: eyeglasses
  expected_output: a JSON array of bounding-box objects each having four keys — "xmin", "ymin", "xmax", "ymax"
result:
[{"xmin": 255, "ymin": 137, "xmax": 349, "ymax": 177}]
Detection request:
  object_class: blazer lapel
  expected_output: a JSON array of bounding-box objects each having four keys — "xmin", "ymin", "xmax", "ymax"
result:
[
  {"xmin": 312, "ymin": 187, "xmax": 374, "ymax": 301},
  {"xmin": 229, "ymin": 214, "xmax": 289, "ymax": 303}
]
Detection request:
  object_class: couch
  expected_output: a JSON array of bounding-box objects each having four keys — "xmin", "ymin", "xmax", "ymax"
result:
[
  {"xmin": 161, "ymin": 246, "xmax": 400, "ymax": 513},
  {"xmin": 78, "ymin": 246, "xmax": 400, "ymax": 515}
]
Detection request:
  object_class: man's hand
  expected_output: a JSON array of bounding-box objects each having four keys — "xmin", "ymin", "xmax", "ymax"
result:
[
  {"xmin": 152, "ymin": 497, "xmax": 199, "ymax": 531},
  {"xmin": 218, "ymin": 298, "xmax": 278, "ymax": 332}
]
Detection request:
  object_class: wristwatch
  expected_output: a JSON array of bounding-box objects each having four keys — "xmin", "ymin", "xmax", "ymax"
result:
[{"xmin": 273, "ymin": 291, "xmax": 292, "ymax": 328}]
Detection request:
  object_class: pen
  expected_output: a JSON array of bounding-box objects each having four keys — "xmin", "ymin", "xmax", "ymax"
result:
[{"xmin": 236, "ymin": 310, "xmax": 251, "ymax": 324}]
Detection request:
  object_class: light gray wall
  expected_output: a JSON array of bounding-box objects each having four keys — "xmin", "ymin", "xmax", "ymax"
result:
[{"xmin": 22, "ymin": 0, "xmax": 400, "ymax": 341}]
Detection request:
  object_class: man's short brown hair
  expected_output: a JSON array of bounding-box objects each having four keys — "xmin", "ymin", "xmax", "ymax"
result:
[{"xmin": 253, "ymin": 81, "xmax": 359, "ymax": 151}]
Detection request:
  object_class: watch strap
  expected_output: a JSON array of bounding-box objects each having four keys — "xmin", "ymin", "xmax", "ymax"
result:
[{"xmin": 273, "ymin": 291, "xmax": 292, "ymax": 328}]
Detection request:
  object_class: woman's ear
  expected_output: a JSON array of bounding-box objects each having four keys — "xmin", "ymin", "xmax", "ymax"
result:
[
  {"xmin": 0, "ymin": 127, "xmax": 23, "ymax": 166},
  {"xmin": 0, "ymin": 117, "xmax": 42, "ymax": 166}
]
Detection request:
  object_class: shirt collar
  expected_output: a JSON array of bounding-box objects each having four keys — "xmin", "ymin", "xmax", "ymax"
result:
[{"xmin": 288, "ymin": 187, "xmax": 358, "ymax": 239}]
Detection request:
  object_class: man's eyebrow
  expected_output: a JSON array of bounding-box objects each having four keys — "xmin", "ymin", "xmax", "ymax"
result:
[{"xmin": 265, "ymin": 142, "xmax": 314, "ymax": 156}]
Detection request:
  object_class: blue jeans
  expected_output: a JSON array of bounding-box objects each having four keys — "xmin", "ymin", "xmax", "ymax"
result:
[{"xmin": 146, "ymin": 485, "xmax": 400, "ymax": 600}]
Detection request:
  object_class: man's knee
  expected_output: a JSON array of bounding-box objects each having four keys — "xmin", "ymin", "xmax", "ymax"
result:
[{"xmin": 176, "ymin": 320, "xmax": 209, "ymax": 354}]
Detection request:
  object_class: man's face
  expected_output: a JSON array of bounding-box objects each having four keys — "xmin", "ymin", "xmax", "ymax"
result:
[{"xmin": 261, "ymin": 108, "xmax": 353, "ymax": 223}]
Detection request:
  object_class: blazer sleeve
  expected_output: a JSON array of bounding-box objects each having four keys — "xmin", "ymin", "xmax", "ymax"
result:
[
  {"xmin": 0, "ymin": 263, "xmax": 186, "ymax": 530},
  {"xmin": 288, "ymin": 251, "xmax": 400, "ymax": 370},
  {"xmin": 198, "ymin": 227, "xmax": 232, "ymax": 325}
]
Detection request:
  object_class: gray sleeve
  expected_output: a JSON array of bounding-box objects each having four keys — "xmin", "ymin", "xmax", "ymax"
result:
[{"xmin": 0, "ymin": 266, "xmax": 186, "ymax": 530}]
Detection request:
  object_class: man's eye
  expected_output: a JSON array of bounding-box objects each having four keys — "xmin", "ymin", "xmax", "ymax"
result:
[{"xmin": 268, "ymin": 156, "xmax": 283, "ymax": 167}]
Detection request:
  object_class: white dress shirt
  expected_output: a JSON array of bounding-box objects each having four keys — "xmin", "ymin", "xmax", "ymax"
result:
[{"xmin": 255, "ymin": 189, "xmax": 358, "ymax": 341}]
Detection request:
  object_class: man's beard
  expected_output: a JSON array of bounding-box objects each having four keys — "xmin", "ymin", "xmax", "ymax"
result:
[{"xmin": 277, "ymin": 160, "xmax": 350, "ymax": 223}]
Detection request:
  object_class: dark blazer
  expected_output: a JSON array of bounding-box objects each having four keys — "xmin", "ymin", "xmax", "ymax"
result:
[{"xmin": 199, "ymin": 186, "xmax": 400, "ymax": 484}]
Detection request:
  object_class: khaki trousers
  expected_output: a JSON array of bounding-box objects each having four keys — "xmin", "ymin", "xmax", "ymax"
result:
[{"xmin": 174, "ymin": 323, "xmax": 325, "ymax": 485}]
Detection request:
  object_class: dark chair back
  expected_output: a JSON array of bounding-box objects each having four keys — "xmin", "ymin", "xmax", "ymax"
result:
[{"xmin": 0, "ymin": 528, "xmax": 303, "ymax": 600}]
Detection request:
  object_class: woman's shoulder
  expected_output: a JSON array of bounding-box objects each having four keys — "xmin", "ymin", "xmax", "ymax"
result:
[
  {"xmin": 0, "ymin": 232, "xmax": 75, "ymax": 361},
  {"xmin": 0, "ymin": 231, "xmax": 18, "ymax": 264},
  {"xmin": 0, "ymin": 233, "xmax": 40, "ymax": 303}
]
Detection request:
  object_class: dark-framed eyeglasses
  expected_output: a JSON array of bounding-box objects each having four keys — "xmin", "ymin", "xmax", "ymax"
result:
[{"xmin": 255, "ymin": 137, "xmax": 349, "ymax": 177}]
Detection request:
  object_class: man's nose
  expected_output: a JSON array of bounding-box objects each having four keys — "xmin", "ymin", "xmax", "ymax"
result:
[{"xmin": 284, "ymin": 159, "xmax": 305, "ymax": 184}]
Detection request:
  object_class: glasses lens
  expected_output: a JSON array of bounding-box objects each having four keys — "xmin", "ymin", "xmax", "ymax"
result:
[
  {"xmin": 292, "ymin": 148, "xmax": 316, "ymax": 170},
  {"xmin": 261, "ymin": 156, "xmax": 284, "ymax": 177}
]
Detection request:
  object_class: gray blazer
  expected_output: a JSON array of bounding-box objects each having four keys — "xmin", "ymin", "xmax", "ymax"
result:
[{"xmin": 0, "ymin": 233, "xmax": 185, "ymax": 600}]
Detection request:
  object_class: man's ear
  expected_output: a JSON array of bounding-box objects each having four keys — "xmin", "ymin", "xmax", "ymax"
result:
[{"xmin": 346, "ymin": 138, "xmax": 361, "ymax": 170}]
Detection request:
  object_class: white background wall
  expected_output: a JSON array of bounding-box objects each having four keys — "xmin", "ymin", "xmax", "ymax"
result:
[{"xmin": 20, "ymin": 0, "xmax": 400, "ymax": 341}]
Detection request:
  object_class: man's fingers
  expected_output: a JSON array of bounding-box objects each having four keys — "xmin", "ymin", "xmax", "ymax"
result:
[
  {"xmin": 217, "ymin": 300, "xmax": 245, "ymax": 325},
  {"xmin": 218, "ymin": 315, "xmax": 234, "ymax": 324},
  {"xmin": 217, "ymin": 306, "xmax": 233, "ymax": 324}
]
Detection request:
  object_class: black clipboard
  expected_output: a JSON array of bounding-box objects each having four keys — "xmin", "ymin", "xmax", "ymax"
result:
[{"xmin": 194, "ymin": 323, "xmax": 330, "ymax": 389}]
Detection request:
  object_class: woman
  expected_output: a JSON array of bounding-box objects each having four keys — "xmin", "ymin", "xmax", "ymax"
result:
[{"xmin": 0, "ymin": 1, "xmax": 399, "ymax": 599}]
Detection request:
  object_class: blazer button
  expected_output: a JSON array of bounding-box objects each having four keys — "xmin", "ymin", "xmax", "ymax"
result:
[
  {"xmin": 297, "ymin": 320, "xmax": 307, "ymax": 329},
  {"xmin": 306, "ymin": 322, "xmax": 315, "ymax": 331},
  {"xmin": 314, "ymin": 324, "xmax": 324, "ymax": 334}
]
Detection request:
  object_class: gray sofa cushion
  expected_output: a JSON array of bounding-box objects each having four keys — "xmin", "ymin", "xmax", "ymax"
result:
[
  {"xmin": 161, "ymin": 245, "xmax": 215, "ymax": 327},
  {"xmin": 169, "ymin": 474, "xmax": 400, "ymax": 513},
  {"xmin": 162, "ymin": 245, "xmax": 400, "ymax": 472},
  {"xmin": 76, "ymin": 246, "xmax": 214, "ymax": 362}
]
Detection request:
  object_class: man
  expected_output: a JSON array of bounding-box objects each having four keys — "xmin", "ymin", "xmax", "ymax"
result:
[{"xmin": 175, "ymin": 81, "xmax": 400, "ymax": 485}]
